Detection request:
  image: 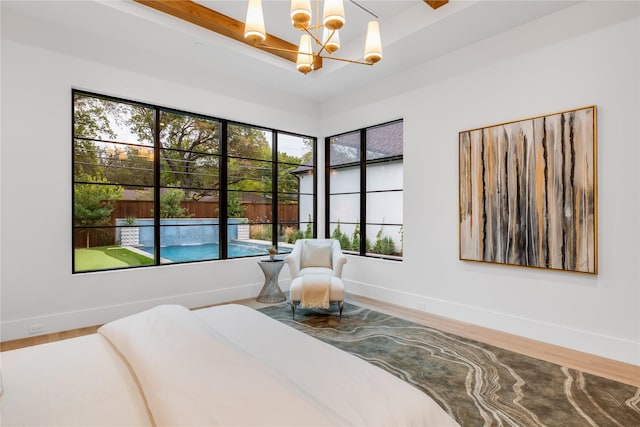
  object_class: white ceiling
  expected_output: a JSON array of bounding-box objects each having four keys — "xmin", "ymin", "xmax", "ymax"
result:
[{"xmin": 2, "ymin": 0, "xmax": 579, "ymax": 101}]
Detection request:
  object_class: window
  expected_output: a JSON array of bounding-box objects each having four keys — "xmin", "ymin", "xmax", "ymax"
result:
[
  {"xmin": 73, "ymin": 91, "xmax": 315, "ymax": 272},
  {"xmin": 326, "ymin": 120, "xmax": 403, "ymax": 260}
]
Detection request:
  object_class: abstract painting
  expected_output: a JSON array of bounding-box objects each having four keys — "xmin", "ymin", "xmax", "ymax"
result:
[{"xmin": 459, "ymin": 106, "xmax": 597, "ymax": 274}]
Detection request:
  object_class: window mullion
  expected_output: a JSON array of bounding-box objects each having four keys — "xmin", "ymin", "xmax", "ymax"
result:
[
  {"xmin": 153, "ymin": 109, "xmax": 161, "ymax": 265},
  {"xmin": 272, "ymin": 132, "xmax": 278, "ymax": 247},
  {"xmin": 324, "ymin": 136, "xmax": 330, "ymax": 239},
  {"xmin": 219, "ymin": 121, "xmax": 229, "ymax": 259},
  {"xmin": 359, "ymin": 129, "xmax": 367, "ymax": 256}
]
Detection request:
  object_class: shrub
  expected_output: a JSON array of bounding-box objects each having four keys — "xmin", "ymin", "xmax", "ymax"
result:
[
  {"xmin": 370, "ymin": 225, "xmax": 395, "ymax": 255},
  {"xmin": 250, "ymin": 223, "xmax": 272, "ymax": 241},
  {"xmin": 350, "ymin": 224, "xmax": 360, "ymax": 251},
  {"xmin": 304, "ymin": 215, "xmax": 313, "ymax": 239},
  {"xmin": 331, "ymin": 222, "xmax": 351, "ymax": 251},
  {"xmin": 374, "ymin": 236, "xmax": 395, "ymax": 255},
  {"xmin": 156, "ymin": 189, "xmax": 192, "ymax": 218},
  {"xmin": 227, "ymin": 192, "xmax": 245, "ymax": 218}
]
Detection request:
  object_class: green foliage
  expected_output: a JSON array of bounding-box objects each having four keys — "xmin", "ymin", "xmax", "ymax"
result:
[
  {"xmin": 100, "ymin": 146, "xmax": 154, "ymax": 187},
  {"xmin": 350, "ymin": 223, "xmax": 360, "ymax": 251},
  {"xmin": 74, "ymin": 175, "xmax": 123, "ymax": 248},
  {"xmin": 73, "ymin": 94, "xmax": 119, "ymax": 179},
  {"xmin": 370, "ymin": 225, "xmax": 396, "ymax": 255},
  {"xmin": 250, "ymin": 223, "xmax": 272, "ymax": 241},
  {"xmin": 366, "ymin": 238, "xmax": 373, "ymax": 253},
  {"xmin": 127, "ymin": 108, "xmax": 220, "ymax": 195},
  {"xmin": 331, "ymin": 222, "xmax": 351, "ymax": 251},
  {"xmin": 227, "ymin": 192, "xmax": 245, "ymax": 217},
  {"xmin": 373, "ymin": 236, "xmax": 395, "ymax": 255},
  {"xmin": 281, "ymin": 226, "xmax": 304, "ymax": 244},
  {"xmin": 74, "ymin": 176, "xmax": 123, "ymax": 226},
  {"xmin": 304, "ymin": 215, "xmax": 313, "ymax": 239},
  {"xmin": 124, "ymin": 216, "xmax": 137, "ymax": 225},
  {"xmin": 73, "ymin": 94, "xmax": 118, "ymax": 140},
  {"xmin": 158, "ymin": 189, "xmax": 192, "ymax": 218}
]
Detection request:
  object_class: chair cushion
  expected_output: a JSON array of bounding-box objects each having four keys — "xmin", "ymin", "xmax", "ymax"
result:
[
  {"xmin": 290, "ymin": 276, "xmax": 345, "ymax": 302},
  {"xmin": 298, "ymin": 267, "xmax": 333, "ymax": 276},
  {"xmin": 301, "ymin": 240, "xmax": 333, "ymax": 269}
]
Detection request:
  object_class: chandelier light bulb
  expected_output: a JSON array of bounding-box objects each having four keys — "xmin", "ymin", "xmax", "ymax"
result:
[
  {"xmin": 290, "ymin": 0, "xmax": 312, "ymax": 29},
  {"xmin": 322, "ymin": 0, "xmax": 345, "ymax": 31},
  {"xmin": 322, "ymin": 28, "xmax": 340, "ymax": 54},
  {"xmin": 363, "ymin": 21, "xmax": 382, "ymax": 64},
  {"xmin": 244, "ymin": 0, "xmax": 266, "ymax": 43},
  {"xmin": 296, "ymin": 34, "xmax": 314, "ymax": 74}
]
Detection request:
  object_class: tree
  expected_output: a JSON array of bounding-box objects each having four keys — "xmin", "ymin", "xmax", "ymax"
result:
[
  {"xmin": 227, "ymin": 192, "xmax": 245, "ymax": 217},
  {"xmin": 101, "ymin": 146, "xmax": 154, "ymax": 186},
  {"xmin": 158, "ymin": 189, "xmax": 192, "ymax": 218},
  {"xmin": 74, "ymin": 175, "xmax": 123, "ymax": 248},
  {"xmin": 127, "ymin": 108, "xmax": 221, "ymax": 196},
  {"xmin": 73, "ymin": 94, "xmax": 118, "ymax": 180}
]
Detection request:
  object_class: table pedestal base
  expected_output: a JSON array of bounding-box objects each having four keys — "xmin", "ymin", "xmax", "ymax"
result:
[{"xmin": 257, "ymin": 260, "xmax": 286, "ymax": 303}]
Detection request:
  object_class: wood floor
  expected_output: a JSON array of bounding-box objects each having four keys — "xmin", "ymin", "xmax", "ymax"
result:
[{"xmin": 2, "ymin": 294, "xmax": 639, "ymax": 387}]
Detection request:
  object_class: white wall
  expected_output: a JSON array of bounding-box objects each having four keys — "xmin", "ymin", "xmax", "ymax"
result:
[
  {"xmin": 0, "ymin": 13, "xmax": 320, "ymax": 341},
  {"xmin": 320, "ymin": 2, "xmax": 640, "ymax": 365},
  {"xmin": 2, "ymin": 1, "xmax": 639, "ymax": 367}
]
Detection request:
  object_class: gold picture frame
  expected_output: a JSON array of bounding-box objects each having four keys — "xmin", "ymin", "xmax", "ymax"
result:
[{"xmin": 459, "ymin": 106, "xmax": 597, "ymax": 274}]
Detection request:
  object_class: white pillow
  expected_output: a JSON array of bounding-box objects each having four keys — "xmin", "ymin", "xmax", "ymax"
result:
[{"xmin": 301, "ymin": 240, "xmax": 333, "ymax": 268}]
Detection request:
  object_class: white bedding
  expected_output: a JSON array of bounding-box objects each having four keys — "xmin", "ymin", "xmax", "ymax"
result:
[
  {"xmin": 1, "ymin": 334, "xmax": 151, "ymax": 426},
  {"xmin": 1, "ymin": 303, "xmax": 459, "ymax": 427}
]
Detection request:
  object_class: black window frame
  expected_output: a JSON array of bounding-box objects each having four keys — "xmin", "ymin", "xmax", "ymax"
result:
[
  {"xmin": 72, "ymin": 90, "xmax": 317, "ymax": 273},
  {"xmin": 325, "ymin": 119, "xmax": 403, "ymax": 260}
]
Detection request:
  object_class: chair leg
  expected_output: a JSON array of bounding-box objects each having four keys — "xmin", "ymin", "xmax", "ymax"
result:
[
  {"xmin": 339, "ymin": 301, "xmax": 344, "ymax": 319},
  {"xmin": 291, "ymin": 301, "xmax": 296, "ymax": 319}
]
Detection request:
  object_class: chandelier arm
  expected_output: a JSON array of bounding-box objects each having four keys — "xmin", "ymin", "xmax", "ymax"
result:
[
  {"xmin": 254, "ymin": 43, "xmax": 304, "ymax": 56},
  {"xmin": 318, "ymin": 55, "xmax": 374, "ymax": 66},
  {"xmin": 302, "ymin": 26, "xmax": 331, "ymax": 57}
]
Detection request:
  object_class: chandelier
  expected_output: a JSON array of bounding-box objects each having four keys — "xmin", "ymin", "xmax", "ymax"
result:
[{"xmin": 244, "ymin": 0, "xmax": 383, "ymax": 74}]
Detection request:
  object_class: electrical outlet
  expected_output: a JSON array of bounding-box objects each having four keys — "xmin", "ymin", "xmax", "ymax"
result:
[
  {"xmin": 28, "ymin": 324, "xmax": 45, "ymax": 335},
  {"xmin": 416, "ymin": 302, "xmax": 426, "ymax": 310}
]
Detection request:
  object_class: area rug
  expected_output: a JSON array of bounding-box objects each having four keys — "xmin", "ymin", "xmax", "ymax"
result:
[{"xmin": 258, "ymin": 302, "xmax": 640, "ymax": 427}]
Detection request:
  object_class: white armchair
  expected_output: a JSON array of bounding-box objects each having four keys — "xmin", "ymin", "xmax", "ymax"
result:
[
  {"xmin": 284, "ymin": 239, "xmax": 347, "ymax": 319},
  {"xmin": 284, "ymin": 239, "xmax": 347, "ymax": 279}
]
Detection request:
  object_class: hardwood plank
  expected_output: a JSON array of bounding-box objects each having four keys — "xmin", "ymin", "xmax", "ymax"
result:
[{"xmin": 0, "ymin": 325, "xmax": 101, "ymax": 352}]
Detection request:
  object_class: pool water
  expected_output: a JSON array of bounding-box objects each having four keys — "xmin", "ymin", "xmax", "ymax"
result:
[{"xmin": 140, "ymin": 242, "xmax": 279, "ymax": 263}]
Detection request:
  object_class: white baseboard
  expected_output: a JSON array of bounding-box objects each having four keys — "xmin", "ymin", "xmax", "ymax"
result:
[
  {"xmin": 344, "ymin": 279, "xmax": 640, "ymax": 366},
  {"xmin": 1, "ymin": 283, "xmax": 263, "ymax": 342}
]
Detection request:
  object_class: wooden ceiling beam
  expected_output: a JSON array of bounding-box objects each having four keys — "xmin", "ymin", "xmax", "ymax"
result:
[
  {"xmin": 134, "ymin": 0, "xmax": 322, "ymax": 69},
  {"xmin": 424, "ymin": 0, "xmax": 449, "ymax": 10}
]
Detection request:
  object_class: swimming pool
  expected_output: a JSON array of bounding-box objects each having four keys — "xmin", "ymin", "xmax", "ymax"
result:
[{"xmin": 140, "ymin": 242, "xmax": 284, "ymax": 263}]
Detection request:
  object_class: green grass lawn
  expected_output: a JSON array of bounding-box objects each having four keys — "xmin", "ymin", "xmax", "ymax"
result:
[{"xmin": 75, "ymin": 246, "xmax": 154, "ymax": 271}]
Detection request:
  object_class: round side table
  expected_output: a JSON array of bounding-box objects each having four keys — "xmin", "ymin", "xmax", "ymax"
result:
[{"xmin": 256, "ymin": 259, "xmax": 286, "ymax": 303}]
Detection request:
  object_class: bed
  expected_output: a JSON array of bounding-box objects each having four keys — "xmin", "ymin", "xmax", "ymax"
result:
[{"xmin": 1, "ymin": 303, "xmax": 459, "ymax": 426}]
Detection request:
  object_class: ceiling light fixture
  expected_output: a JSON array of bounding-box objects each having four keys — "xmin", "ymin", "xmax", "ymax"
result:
[{"xmin": 244, "ymin": 0, "xmax": 382, "ymax": 74}]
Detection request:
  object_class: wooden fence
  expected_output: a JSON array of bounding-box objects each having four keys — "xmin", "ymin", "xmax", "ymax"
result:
[{"xmin": 110, "ymin": 200, "xmax": 300, "ymax": 223}]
